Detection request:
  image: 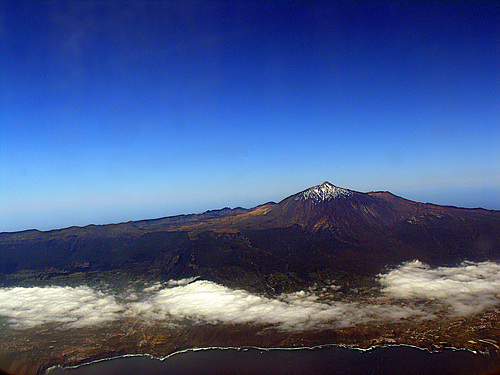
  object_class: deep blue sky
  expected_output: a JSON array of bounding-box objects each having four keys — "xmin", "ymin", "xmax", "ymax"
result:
[{"xmin": 1, "ymin": 1, "xmax": 499, "ymax": 232}]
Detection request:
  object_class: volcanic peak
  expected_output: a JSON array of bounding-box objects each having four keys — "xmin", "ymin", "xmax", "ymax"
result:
[{"xmin": 295, "ymin": 181, "xmax": 356, "ymax": 203}]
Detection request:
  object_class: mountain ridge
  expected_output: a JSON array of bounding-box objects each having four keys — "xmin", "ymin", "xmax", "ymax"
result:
[
  {"xmin": 1, "ymin": 182, "xmax": 497, "ymax": 235},
  {"xmin": 0, "ymin": 182, "xmax": 498, "ymax": 291}
]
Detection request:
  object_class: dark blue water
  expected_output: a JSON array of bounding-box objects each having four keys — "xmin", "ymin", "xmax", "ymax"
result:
[{"xmin": 46, "ymin": 346, "xmax": 500, "ymax": 375}]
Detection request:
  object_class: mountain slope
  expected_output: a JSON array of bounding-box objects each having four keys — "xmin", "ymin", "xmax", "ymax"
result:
[
  {"xmin": 0, "ymin": 182, "xmax": 498, "ymax": 291},
  {"xmin": 240, "ymin": 182, "xmax": 405, "ymax": 232}
]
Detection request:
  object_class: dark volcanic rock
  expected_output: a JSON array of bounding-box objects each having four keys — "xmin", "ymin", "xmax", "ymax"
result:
[{"xmin": 0, "ymin": 181, "xmax": 498, "ymax": 289}]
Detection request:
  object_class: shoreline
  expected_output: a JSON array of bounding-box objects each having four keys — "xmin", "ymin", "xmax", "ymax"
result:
[
  {"xmin": 43, "ymin": 343, "xmax": 498, "ymax": 374},
  {"xmin": 2, "ymin": 309, "xmax": 497, "ymax": 375}
]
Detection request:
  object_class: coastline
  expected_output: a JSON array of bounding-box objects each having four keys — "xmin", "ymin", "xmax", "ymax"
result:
[
  {"xmin": 43, "ymin": 343, "xmax": 500, "ymax": 375},
  {"xmin": 1, "ymin": 308, "xmax": 499, "ymax": 375}
]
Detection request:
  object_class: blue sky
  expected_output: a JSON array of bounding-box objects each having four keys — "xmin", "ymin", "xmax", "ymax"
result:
[{"xmin": 1, "ymin": 1, "xmax": 499, "ymax": 232}]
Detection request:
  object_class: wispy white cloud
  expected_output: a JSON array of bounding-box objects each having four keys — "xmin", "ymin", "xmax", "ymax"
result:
[
  {"xmin": 129, "ymin": 280, "xmax": 427, "ymax": 330},
  {"xmin": 0, "ymin": 281, "xmax": 426, "ymax": 331},
  {"xmin": 0, "ymin": 286, "xmax": 124, "ymax": 329},
  {"xmin": 378, "ymin": 260, "xmax": 500, "ymax": 316},
  {"xmin": 167, "ymin": 277, "xmax": 199, "ymax": 287},
  {"xmin": 1, "ymin": 261, "xmax": 498, "ymax": 330}
]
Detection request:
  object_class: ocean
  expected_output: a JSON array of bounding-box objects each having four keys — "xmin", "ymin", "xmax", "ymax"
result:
[{"xmin": 45, "ymin": 345, "xmax": 500, "ymax": 375}]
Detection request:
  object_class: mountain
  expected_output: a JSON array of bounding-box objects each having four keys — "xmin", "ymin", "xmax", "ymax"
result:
[
  {"xmin": 1, "ymin": 182, "xmax": 498, "ymax": 292},
  {"xmin": 231, "ymin": 182, "xmax": 407, "ymax": 232}
]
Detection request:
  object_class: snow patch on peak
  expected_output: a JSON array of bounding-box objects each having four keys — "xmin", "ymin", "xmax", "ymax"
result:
[{"xmin": 296, "ymin": 182, "xmax": 355, "ymax": 203}]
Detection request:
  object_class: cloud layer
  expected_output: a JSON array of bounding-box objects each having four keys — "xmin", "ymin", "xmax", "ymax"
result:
[
  {"xmin": 379, "ymin": 260, "xmax": 500, "ymax": 316},
  {"xmin": 0, "ymin": 286, "xmax": 124, "ymax": 328},
  {"xmin": 125, "ymin": 280, "xmax": 426, "ymax": 330},
  {"xmin": 0, "ymin": 261, "xmax": 498, "ymax": 330}
]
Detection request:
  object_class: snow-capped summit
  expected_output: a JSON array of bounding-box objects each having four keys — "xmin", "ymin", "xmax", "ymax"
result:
[{"xmin": 295, "ymin": 181, "xmax": 356, "ymax": 203}]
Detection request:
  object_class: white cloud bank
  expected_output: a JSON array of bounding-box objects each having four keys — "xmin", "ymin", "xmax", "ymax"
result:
[
  {"xmin": 379, "ymin": 260, "xmax": 500, "ymax": 316},
  {"xmin": 0, "ymin": 286, "xmax": 124, "ymax": 329},
  {"xmin": 0, "ymin": 261, "xmax": 499, "ymax": 330},
  {"xmin": 125, "ymin": 280, "xmax": 426, "ymax": 330}
]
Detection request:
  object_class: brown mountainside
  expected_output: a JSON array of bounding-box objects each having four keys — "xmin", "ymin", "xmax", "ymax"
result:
[{"xmin": 0, "ymin": 182, "xmax": 498, "ymax": 288}]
